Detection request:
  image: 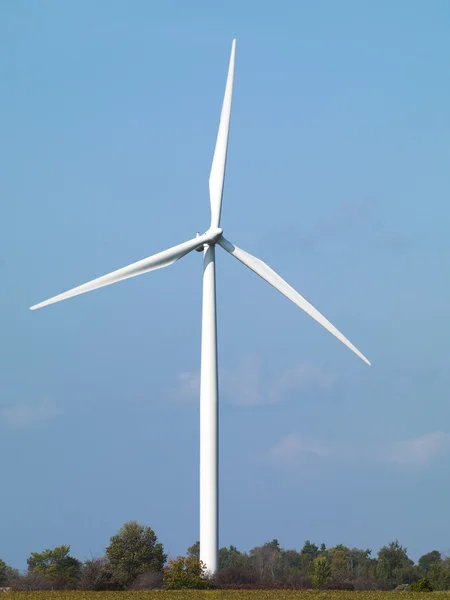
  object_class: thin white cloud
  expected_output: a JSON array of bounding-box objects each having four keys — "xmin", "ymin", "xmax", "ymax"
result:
[
  {"xmin": 221, "ymin": 356, "xmax": 263, "ymax": 406},
  {"xmin": 169, "ymin": 357, "xmax": 336, "ymax": 406},
  {"xmin": 167, "ymin": 371, "xmax": 200, "ymax": 404},
  {"xmin": 380, "ymin": 432, "xmax": 450, "ymax": 466},
  {"xmin": 269, "ymin": 362, "xmax": 337, "ymax": 403},
  {"xmin": 269, "ymin": 431, "xmax": 450, "ymax": 469},
  {"xmin": 269, "ymin": 433, "xmax": 333, "ymax": 468},
  {"xmin": 1, "ymin": 398, "xmax": 60, "ymax": 428}
]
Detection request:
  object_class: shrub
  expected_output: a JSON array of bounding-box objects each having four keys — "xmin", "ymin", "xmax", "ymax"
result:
[
  {"xmin": 215, "ymin": 565, "xmax": 258, "ymax": 587},
  {"xmin": 163, "ymin": 556, "xmax": 213, "ymax": 590},
  {"xmin": 353, "ymin": 577, "xmax": 391, "ymax": 591},
  {"xmin": 130, "ymin": 571, "xmax": 163, "ymax": 590},
  {"xmin": 78, "ymin": 557, "xmax": 123, "ymax": 591},
  {"xmin": 10, "ymin": 571, "xmax": 55, "ymax": 591},
  {"xmin": 0, "ymin": 560, "xmax": 19, "ymax": 588},
  {"xmin": 327, "ymin": 580, "xmax": 355, "ymax": 590},
  {"xmin": 282, "ymin": 569, "xmax": 312, "ymax": 589},
  {"xmin": 411, "ymin": 577, "xmax": 433, "ymax": 592}
]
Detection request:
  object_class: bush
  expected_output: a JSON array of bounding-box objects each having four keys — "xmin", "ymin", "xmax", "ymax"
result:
[
  {"xmin": 130, "ymin": 571, "xmax": 163, "ymax": 590},
  {"xmin": 215, "ymin": 582, "xmax": 312, "ymax": 590},
  {"xmin": 163, "ymin": 556, "xmax": 213, "ymax": 590},
  {"xmin": 411, "ymin": 577, "xmax": 433, "ymax": 592},
  {"xmin": 395, "ymin": 583, "xmax": 411, "ymax": 591},
  {"xmin": 78, "ymin": 557, "xmax": 123, "ymax": 591},
  {"xmin": 282, "ymin": 570, "xmax": 312, "ymax": 589},
  {"xmin": 353, "ymin": 577, "xmax": 391, "ymax": 591},
  {"xmin": 327, "ymin": 580, "xmax": 355, "ymax": 590},
  {"xmin": 10, "ymin": 571, "xmax": 55, "ymax": 591},
  {"xmin": 0, "ymin": 561, "xmax": 19, "ymax": 589},
  {"xmin": 215, "ymin": 565, "xmax": 258, "ymax": 587}
]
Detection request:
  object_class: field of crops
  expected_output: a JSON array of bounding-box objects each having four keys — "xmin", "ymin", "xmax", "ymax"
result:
[{"xmin": 2, "ymin": 592, "xmax": 450, "ymax": 600}]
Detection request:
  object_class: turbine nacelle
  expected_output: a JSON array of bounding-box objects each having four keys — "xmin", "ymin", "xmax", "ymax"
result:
[
  {"xmin": 195, "ymin": 228, "xmax": 223, "ymax": 251},
  {"xmin": 205, "ymin": 227, "xmax": 223, "ymax": 244}
]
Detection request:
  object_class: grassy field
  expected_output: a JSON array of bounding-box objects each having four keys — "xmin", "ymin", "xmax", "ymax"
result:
[{"xmin": 2, "ymin": 592, "xmax": 450, "ymax": 600}]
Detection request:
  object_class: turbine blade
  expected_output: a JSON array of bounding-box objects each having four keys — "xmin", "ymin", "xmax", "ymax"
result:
[
  {"xmin": 209, "ymin": 39, "xmax": 236, "ymax": 229},
  {"xmin": 219, "ymin": 237, "xmax": 371, "ymax": 366},
  {"xmin": 30, "ymin": 233, "xmax": 211, "ymax": 310}
]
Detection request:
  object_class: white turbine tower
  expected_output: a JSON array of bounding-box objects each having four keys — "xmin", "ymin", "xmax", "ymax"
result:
[{"xmin": 30, "ymin": 39, "xmax": 370, "ymax": 575}]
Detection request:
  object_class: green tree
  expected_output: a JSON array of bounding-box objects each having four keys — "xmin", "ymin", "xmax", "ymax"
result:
[
  {"xmin": 282, "ymin": 549, "xmax": 301, "ymax": 570},
  {"xmin": 187, "ymin": 541, "xmax": 200, "ymax": 560},
  {"xmin": 311, "ymin": 555, "xmax": 332, "ymax": 589},
  {"xmin": 429, "ymin": 560, "xmax": 450, "ymax": 591},
  {"xmin": 376, "ymin": 540, "xmax": 412, "ymax": 585},
  {"xmin": 163, "ymin": 556, "xmax": 212, "ymax": 589},
  {"xmin": 105, "ymin": 521, "xmax": 166, "ymax": 585},
  {"xmin": 219, "ymin": 545, "xmax": 244, "ymax": 570},
  {"xmin": 27, "ymin": 545, "xmax": 81, "ymax": 583},
  {"xmin": 396, "ymin": 564, "xmax": 421, "ymax": 585},
  {"xmin": 418, "ymin": 550, "xmax": 442, "ymax": 574},
  {"xmin": 264, "ymin": 539, "xmax": 281, "ymax": 551},
  {"xmin": 328, "ymin": 545, "xmax": 351, "ymax": 581},
  {"xmin": 0, "ymin": 559, "xmax": 8, "ymax": 586},
  {"xmin": 348, "ymin": 547, "xmax": 374, "ymax": 579},
  {"xmin": 301, "ymin": 540, "xmax": 319, "ymax": 560},
  {"xmin": 299, "ymin": 540, "xmax": 319, "ymax": 574}
]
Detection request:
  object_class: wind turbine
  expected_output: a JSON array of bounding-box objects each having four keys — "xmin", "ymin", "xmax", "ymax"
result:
[{"xmin": 30, "ymin": 39, "xmax": 370, "ymax": 575}]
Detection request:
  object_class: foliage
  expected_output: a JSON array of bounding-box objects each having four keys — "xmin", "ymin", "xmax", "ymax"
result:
[
  {"xmin": 220, "ymin": 545, "xmax": 245, "ymax": 570},
  {"xmin": 5, "ymin": 526, "xmax": 450, "ymax": 592},
  {"xmin": 0, "ymin": 591, "xmax": 260, "ymax": 599},
  {"xmin": 78, "ymin": 557, "xmax": 122, "ymax": 591},
  {"xmin": 249, "ymin": 543, "xmax": 283, "ymax": 583},
  {"xmin": 301, "ymin": 540, "xmax": 319, "ymax": 561},
  {"xmin": 0, "ymin": 559, "xmax": 9, "ymax": 587},
  {"xmin": 1, "ymin": 591, "xmax": 441, "ymax": 598},
  {"xmin": 26, "ymin": 545, "xmax": 81, "ymax": 583},
  {"xmin": 429, "ymin": 559, "xmax": 450, "ymax": 590},
  {"xmin": 0, "ymin": 559, "xmax": 19, "ymax": 587},
  {"xmin": 418, "ymin": 551, "xmax": 442, "ymax": 574},
  {"xmin": 329, "ymin": 545, "xmax": 351, "ymax": 581},
  {"xmin": 376, "ymin": 540, "xmax": 413, "ymax": 585},
  {"xmin": 130, "ymin": 570, "xmax": 163, "ymax": 590},
  {"xmin": 215, "ymin": 565, "xmax": 259, "ymax": 588},
  {"xmin": 105, "ymin": 521, "xmax": 166, "ymax": 585},
  {"xmin": 187, "ymin": 541, "xmax": 200, "ymax": 560},
  {"xmin": 163, "ymin": 556, "xmax": 213, "ymax": 589},
  {"xmin": 327, "ymin": 580, "xmax": 355, "ymax": 590},
  {"xmin": 9, "ymin": 571, "xmax": 55, "ymax": 591},
  {"xmin": 264, "ymin": 539, "xmax": 281, "ymax": 551},
  {"xmin": 410, "ymin": 577, "xmax": 433, "ymax": 592},
  {"xmin": 311, "ymin": 555, "xmax": 332, "ymax": 589}
]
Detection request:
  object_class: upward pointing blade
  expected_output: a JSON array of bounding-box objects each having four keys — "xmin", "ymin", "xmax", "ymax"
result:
[
  {"xmin": 30, "ymin": 232, "xmax": 212, "ymax": 310},
  {"xmin": 219, "ymin": 237, "xmax": 371, "ymax": 366},
  {"xmin": 209, "ymin": 39, "xmax": 236, "ymax": 229}
]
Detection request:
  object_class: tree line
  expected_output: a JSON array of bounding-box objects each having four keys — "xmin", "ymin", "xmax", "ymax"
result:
[{"xmin": 1, "ymin": 521, "xmax": 449, "ymax": 591}]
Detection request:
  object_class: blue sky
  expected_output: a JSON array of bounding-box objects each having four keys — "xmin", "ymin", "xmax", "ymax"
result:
[{"xmin": 1, "ymin": 0, "xmax": 450, "ymax": 569}]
